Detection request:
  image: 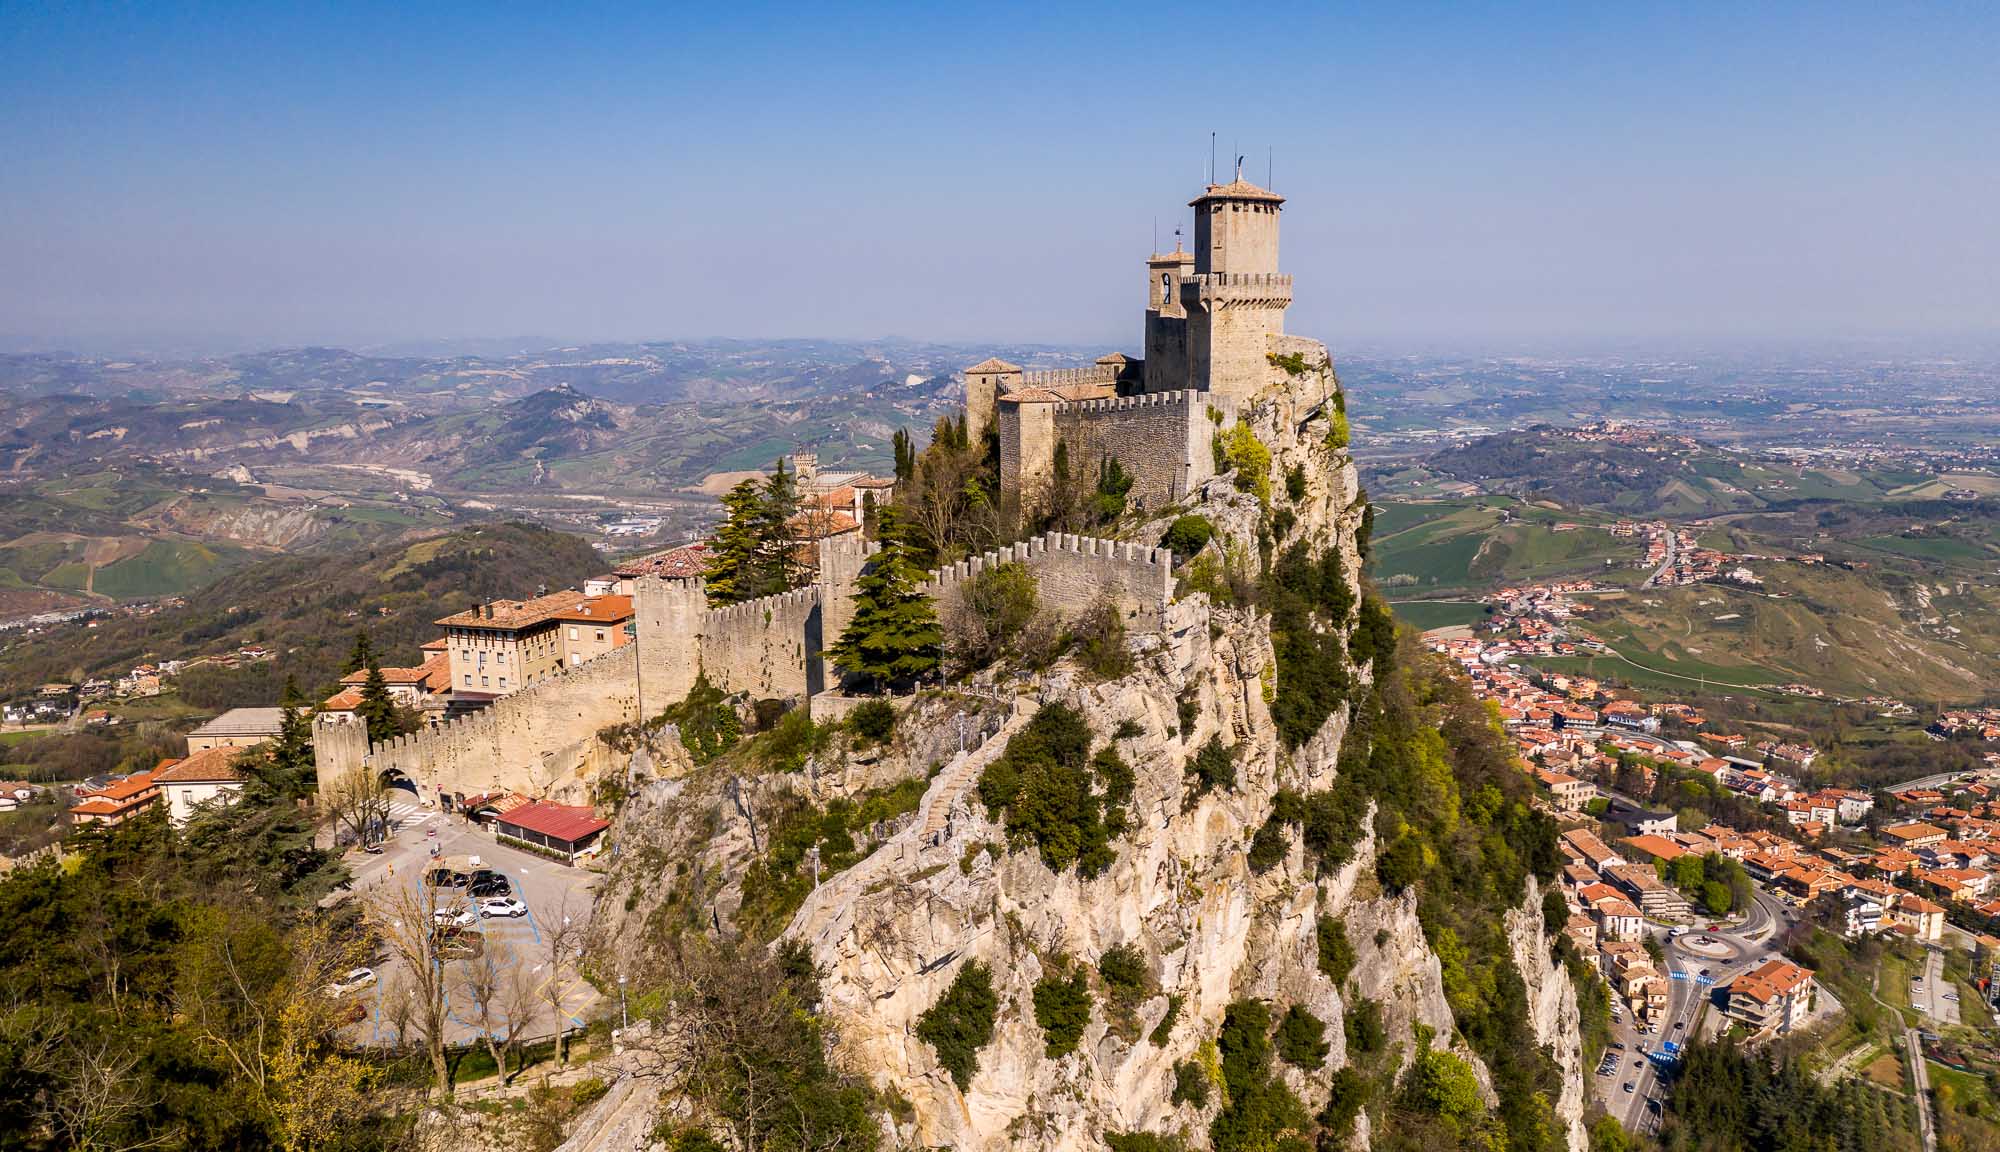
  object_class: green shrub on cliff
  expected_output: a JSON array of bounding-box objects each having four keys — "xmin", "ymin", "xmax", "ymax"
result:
[
  {"xmin": 1161, "ymin": 514, "xmax": 1216, "ymax": 559},
  {"xmin": 976, "ymin": 703, "xmax": 1132, "ymax": 877},
  {"xmin": 915, "ymin": 961, "xmax": 998, "ymax": 1090},
  {"xmin": 1032, "ymin": 967, "xmax": 1093, "ymax": 1058}
]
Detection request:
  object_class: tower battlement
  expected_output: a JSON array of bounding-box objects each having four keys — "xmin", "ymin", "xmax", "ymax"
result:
[{"xmin": 966, "ymin": 174, "xmax": 1315, "ymax": 518}]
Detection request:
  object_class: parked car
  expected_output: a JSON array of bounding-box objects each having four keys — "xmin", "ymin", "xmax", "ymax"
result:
[
  {"xmin": 325, "ymin": 967, "xmax": 376, "ymax": 998},
  {"xmin": 425, "ymin": 868, "xmax": 469, "ymax": 888},
  {"xmin": 1623, "ymin": 1082, "xmax": 1635, "ymax": 1094},
  {"xmin": 432, "ymin": 906, "xmax": 478, "ymax": 928},
  {"xmin": 470, "ymin": 878, "xmax": 511, "ymax": 898},
  {"xmin": 476, "ymin": 896, "xmax": 528, "ymax": 919}
]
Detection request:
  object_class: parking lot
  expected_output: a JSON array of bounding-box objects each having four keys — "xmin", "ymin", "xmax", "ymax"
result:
[{"xmin": 333, "ymin": 796, "xmax": 604, "ymax": 1047}]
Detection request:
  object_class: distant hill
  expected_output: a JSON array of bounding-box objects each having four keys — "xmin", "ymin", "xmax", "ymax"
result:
[
  {"xmin": 0, "ymin": 522, "xmax": 604, "ymax": 705},
  {"xmin": 1424, "ymin": 425, "xmax": 1912, "ymax": 517}
]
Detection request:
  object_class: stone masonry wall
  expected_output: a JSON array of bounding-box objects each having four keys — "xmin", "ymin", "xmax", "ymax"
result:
[
  {"xmin": 926, "ymin": 531, "xmax": 1173, "ymax": 632},
  {"xmin": 363, "ymin": 641, "xmax": 641, "ymax": 802},
  {"xmin": 696, "ymin": 585, "xmax": 823, "ymax": 700},
  {"xmin": 1051, "ymin": 390, "xmax": 1208, "ymax": 514}
]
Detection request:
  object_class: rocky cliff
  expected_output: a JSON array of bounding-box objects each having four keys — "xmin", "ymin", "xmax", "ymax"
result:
[{"xmin": 590, "ymin": 348, "xmax": 1588, "ymax": 1151}]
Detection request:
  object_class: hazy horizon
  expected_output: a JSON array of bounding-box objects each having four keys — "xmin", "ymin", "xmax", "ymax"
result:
[{"xmin": 4, "ymin": 3, "xmax": 1997, "ymax": 354}]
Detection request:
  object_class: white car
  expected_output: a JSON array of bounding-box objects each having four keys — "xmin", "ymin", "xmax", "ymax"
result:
[
  {"xmin": 326, "ymin": 967, "xmax": 376, "ymax": 998},
  {"xmin": 432, "ymin": 906, "xmax": 478, "ymax": 928},
  {"xmin": 477, "ymin": 896, "xmax": 528, "ymax": 919}
]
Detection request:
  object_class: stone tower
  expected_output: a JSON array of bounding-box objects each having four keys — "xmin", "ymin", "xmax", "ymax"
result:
[
  {"xmin": 1143, "ymin": 243, "xmax": 1195, "ymax": 394},
  {"xmin": 964, "ymin": 357, "xmax": 1023, "ymax": 440},
  {"xmin": 1183, "ymin": 164, "xmax": 1292, "ymax": 404}
]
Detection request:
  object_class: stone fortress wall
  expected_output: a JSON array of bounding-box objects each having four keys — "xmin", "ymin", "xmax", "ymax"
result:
[
  {"xmin": 1049, "ymin": 390, "xmax": 1215, "ymax": 514},
  {"xmin": 926, "ymin": 530, "xmax": 1173, "ymax": 632},
  {"xmin": 312, "ymin": 532, "xmax": 1171, "ymax": 803}
]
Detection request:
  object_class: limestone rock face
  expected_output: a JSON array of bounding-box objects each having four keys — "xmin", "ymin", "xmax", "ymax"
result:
[
  {"xmin": 1508, "ymin": 878, "xmax": 1590, "ymax": 1150},
  {"xmin": 593, "ymin": 363, "xmax": 1586, "ymax": 1151}
]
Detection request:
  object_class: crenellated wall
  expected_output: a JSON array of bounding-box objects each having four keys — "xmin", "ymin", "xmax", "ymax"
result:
[
  {"xmin": 1049, "ymin": 389, "xmax": 1212, "ymax": 513},
  {"xmin": 697, "ymin": 585, "xmax": 823, "ymax": 699},
  {"xmin": 311, "ymin": 532, "xmax": 1169, "ymax": 803},
  {"xmin": 322, "ymin": 641, "xmax": 642, "ymax": 804},
  {"xmin": 926, "ymin": 530, "xmax": 1173, "ymax": 631}
]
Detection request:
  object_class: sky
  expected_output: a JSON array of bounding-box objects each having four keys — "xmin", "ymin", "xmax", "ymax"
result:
[{"xmin": 1, "ymin": 2, "xmax": 1996, "ymax": 355}]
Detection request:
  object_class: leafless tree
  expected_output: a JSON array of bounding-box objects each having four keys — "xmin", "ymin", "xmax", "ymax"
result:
[
  {"xmin": 322, "ymin": 762, "xmax": 393, "ymax": 849},
  {"xmin": 536, "ymin": 890, "xmax": 592, "ymax": 1065},
  {"xmin": 46, "ymin": 1033, "xmax": 167, "ymax": 1152},
  {"xmin": 453, "ymin": 938, "xmax": 513, "ymax": 1083},
  {"xmin": 366, "ymin": 878, "xmax": 471, "ymax": 1096}
]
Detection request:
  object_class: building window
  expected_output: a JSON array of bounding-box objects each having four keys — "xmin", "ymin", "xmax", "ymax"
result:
[
  {"xmin": 569, "ymin": 627, "xmax": 579, "ymax": 641},
  {"xmin": 496, "ymin": 651, "xmax": 506, "ymax": 664},
  {"xmin": 481, "ymin": 676, "xmax": 489, "ymax": 687},
  {"xmin": 498, "ymin": 677, "xmax": 507, "ymax": 689},
  {"xmin": 463, "ymin": 674, "xmax": 472, "ymax": 686},
  {"xmin": 595, "ymin": 630, "xmax": 605, "ymax": 642}
]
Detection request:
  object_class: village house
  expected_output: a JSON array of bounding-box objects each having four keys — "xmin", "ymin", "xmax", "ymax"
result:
[
  {"xmin": 68, "ymin": 768, "xmax": 163, "ymax": 826},
  {"xmin": 1726, "ymin": 958, "xmax": 1816, "ymax": 1037},
  {"xmin": 1606, "ymin": 862, "xmax": 1692, "ymax": 921},
  {"xmin": 155, "ymin": 747, "xmax": 249, "ymax": 827}
]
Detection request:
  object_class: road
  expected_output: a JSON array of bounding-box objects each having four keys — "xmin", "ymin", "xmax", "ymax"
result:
[
  {"xmin": 1909, "ymin": 947, "xmax": 1960, "ymax": 1027},
  {"xmin": 1908, "ymin": 1025, "xmax": 1938, "ymax": 1152},
  {"xmin": 1598, "ymin": 883, "xmax": 1801, "ymax": 1135}
]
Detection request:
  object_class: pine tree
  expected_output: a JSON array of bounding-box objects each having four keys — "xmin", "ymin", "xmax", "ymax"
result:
[
  {"xmin": 831, "ymin": 511, "xmax": 941, "ymax": 690},
  {"xmin": 345, "ymin": 630, "xmax": 376, "ymax": 675},
  {"xmin": 266, "ymin": 674, "xmax": 316, "ymax": 794},
  {"xmin": 703, "ymin": 479, "xmax": 769, "ymax": 606},
  {"xmin": 356, "ymin": 657, "xmax": 400, "ymax": 745},
  {"xmin": 754, "ymin": 456, "xmax": 806, "ymax": 594}
]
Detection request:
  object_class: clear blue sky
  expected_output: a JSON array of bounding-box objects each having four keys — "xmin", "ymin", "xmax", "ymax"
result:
[{"xmin": 2, "ymin": 2, "xmax": 1995, "ymax": 353}]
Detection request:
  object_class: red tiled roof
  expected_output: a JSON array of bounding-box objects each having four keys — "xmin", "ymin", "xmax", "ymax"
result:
[
  {"xmin": 551, "ymin": 595, "xmax": 633, "ymax": 624},
  {"xmin": 154, "ymin": 746, "xmax": 246, "ymax": 785},
  {"xmin": 495, "ymin": 801, "xmax": 609, "ymax": 845},
  {"xmin": 612, "ymin": 543, "xmax": 710, "ymax": 580}
]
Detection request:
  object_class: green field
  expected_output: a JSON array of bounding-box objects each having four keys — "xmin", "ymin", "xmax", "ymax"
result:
[{"xmin": 93, "ymin": 539, "xmax": 254, "ymax": 599}]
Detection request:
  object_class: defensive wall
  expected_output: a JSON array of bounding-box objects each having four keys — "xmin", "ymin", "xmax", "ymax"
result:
[
  {"xmin": 926, "ymin": 530, "xmax": 1174, "ymax": 631},
  {"xmin": 314, "ymin": 640, "xmax": 641, "ymax": 807},
  {"xmin": 310, "ymin": 532, "xmax": 1167, "ymax": 803},
  {"xmin": 1050, "ymin": 390, "xmax": 1213, "ymax": 513}
]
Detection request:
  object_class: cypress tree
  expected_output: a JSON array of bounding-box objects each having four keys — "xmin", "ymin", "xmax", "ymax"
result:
[{"xmin": 344, "ymin": 630, "xmax": 376, "ymax": 675}]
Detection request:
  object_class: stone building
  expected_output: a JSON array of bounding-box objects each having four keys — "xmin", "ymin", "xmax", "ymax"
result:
[{"xmin": 967, "ymin": 165, "xmax": 1303, "ymax": 516}]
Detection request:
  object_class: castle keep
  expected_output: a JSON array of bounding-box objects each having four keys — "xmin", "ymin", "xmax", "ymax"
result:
[{"xmin": 967, "ymin": 166, "xmax": 1297, "ymax": 515}]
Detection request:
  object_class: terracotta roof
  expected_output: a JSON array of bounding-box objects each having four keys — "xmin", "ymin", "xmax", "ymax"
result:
[
  {"xmin": 788, "ymin": 510, "xmax": 861, "ymax": 540},
  {"xmin": 436, "ymin": 589, "xmax": 601, "ymax": 630},
  {"xmin": 1050, "ymin": 382, "xmax": 1117, "ymax": 402},
  {"xmin": 495, "ymin": 801, "xmax": 609, "ymax": 845},
  {"xmin": 1190, "ymin": 177, "xmax": 1285, "ymax": 205},
  {"xmin": 320, "ymin": 687, "xmax": 364, "ymax": 712},
  {"xmin": 77, "ymin": 769, "xmax": 160, "ymax": 802},
  {"xmin": 997, "ymin": 387, "xmax": 1063, "ymax": 404},
  {"xmin": 1731, "ymin": 958, "xmax": 1813, "ymax": 1004},
  {"xmin": 342, "ymin": 662, "xmax": 437, "ymax": 687},
  {"xmin": 551, "ymin": 595, "xmax": 633, "ymax": 624},
  {"xmin": 965, "ymin": 357, "xmax": 1022, "ymax": 374},
  {"xmin": 613, "ymin": 543, "xmax": 710, "ymax": 580},
  {"xmin": 155, "ymin": 746, "xmax": 247, "ymax": 785},
  {"xmin": 1095, "ymin": 353, "xmax": 1131, "ymax": 365}
]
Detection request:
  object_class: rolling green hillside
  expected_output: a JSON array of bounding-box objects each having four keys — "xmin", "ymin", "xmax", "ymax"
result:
[{"xmin": 0, "ymin": 522, "xmax": 604, "ymax": 706}]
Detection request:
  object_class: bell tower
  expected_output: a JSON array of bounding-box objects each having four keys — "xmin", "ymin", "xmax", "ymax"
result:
[{"xmin": 1185, "ymin": 162, "xmax": 1292, "ymax": 404}]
